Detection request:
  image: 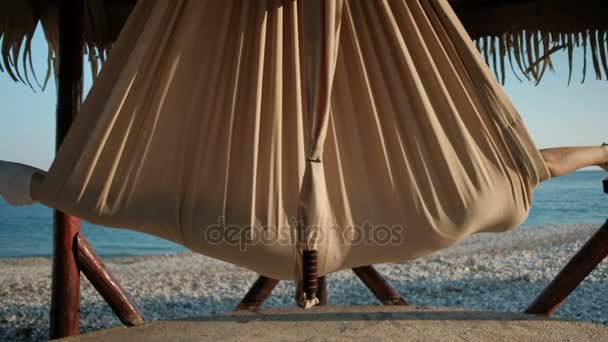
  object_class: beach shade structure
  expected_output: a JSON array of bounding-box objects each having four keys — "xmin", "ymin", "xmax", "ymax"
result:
[
  {"xmin": 3, "ymin": 0, "xmax": 608, "ymax": 88},
  {"xmin": 526, "ymin": 183, "xmax": 608, "ymax": 316},
  {"xmin": 1, "ymin": 0, "xmax": 608, "ymax": 339}
]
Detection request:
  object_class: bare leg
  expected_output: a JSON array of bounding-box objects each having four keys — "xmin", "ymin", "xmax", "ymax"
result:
[{"xmin": 540, "ymin": 145, "xmax": 608, "ymax": 178}]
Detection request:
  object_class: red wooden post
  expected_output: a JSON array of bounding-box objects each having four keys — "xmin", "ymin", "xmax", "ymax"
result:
[
  {"xmin": 525, "ymin": 220, "xmax": 608, "ymax": 315},
  {"xmin": 236, "ymin": 276, "xmax": 280, "ymax": 311},
  {"xmin": 49, "ymin": 0, "xmax": 84, "ymax": 338},
  {"xmin": 353, "ymin": 266, "xmax": 408, "ymax": 305},
  {"xmin": 76, "ymin": 234, "xmax": 145, "ymax": 326},
  {"xmin": 317, "ymin": 276, "xmax": 328, "ymax": 306}
]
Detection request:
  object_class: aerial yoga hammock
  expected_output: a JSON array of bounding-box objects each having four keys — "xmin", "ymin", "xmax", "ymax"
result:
[{"xmin": 2, "ymin": 0, "xmax": 608, "ymax": 307}]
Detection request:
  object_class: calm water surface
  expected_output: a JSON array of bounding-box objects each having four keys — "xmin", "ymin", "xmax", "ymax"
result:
[{"xmin": 0, "ymin": 171, "xmax": 606, "ymax": 258}]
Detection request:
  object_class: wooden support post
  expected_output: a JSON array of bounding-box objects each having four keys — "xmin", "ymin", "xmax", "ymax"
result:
[
  {"xmin": 50, "ymin": 0, "xmax": 84, "ymax": 338},
  {"xmin": 76, "ymin": 234, "xmax": 145, "ymax": 326},
  {"xmin": 353, "ymin": 266, "xmax": 407, "ymax": 305},
  {"xmin": 236, "ymin": 276, "xmax": 280, "ymax": 311},
  {"xmin": 317, "ymin": 276, "xmax": 328, "ymax": 306},
  {"xmin": 525, "ymin": 220, "xmax": 608, "ymax": 315}
]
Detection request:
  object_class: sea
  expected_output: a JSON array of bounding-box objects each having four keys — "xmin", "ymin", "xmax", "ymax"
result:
[{"xmin": 0, "ymin": 171, "xmax": 606, "ymax": 259}]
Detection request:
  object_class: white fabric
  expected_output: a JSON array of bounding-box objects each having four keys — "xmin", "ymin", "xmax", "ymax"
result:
[{"xmin": 0, "ymin": 161, "xmax": 44, "ymax": 206}]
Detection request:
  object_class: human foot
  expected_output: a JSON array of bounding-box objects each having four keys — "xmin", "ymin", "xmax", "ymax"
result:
[{"xmin": 600, "ymin": 143, "xmax": 608, "ymax": 171}]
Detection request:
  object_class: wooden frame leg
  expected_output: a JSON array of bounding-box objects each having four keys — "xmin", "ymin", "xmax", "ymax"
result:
[
  {"xmin": 50, "ymin": 0, "xmax": 84, "ymax": 338},
  {"xmin": 242, "ymin": 268, "xmax": 402, "ymax": 309},
  {"xmin": 236, "ymin": 275, "xmax": 329, "ymax": 310},
  {"xmin": 353, "ymin": 266, "xmax": 407, "ymax": 305},
  {"xmin": 526, "ymin": 220, "xmax": 608, "ymax": 315},
  {"xmin": 50, "ymin": 214, "xmax": 81, "ymax": 338},
  {"xmin": 317, "ymin": 276, "xmax": 328, "ymax": 306},
  {"xmin": 76, "ymin": 234, "xmax": 145, "ymax": 326},
  {"xmin": 237, "ymin": 276, "xmax": 280, "ymax": 311}
]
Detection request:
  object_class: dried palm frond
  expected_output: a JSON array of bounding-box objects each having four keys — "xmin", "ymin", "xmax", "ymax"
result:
[
  {"xmin": 458, "ymin": 0, "xmax": 608, "ymax": 84},
  {"xmin": 0, "ymin": 0, "xmax": 42, "ymax": 89},
  {"xmin": 0, "ymin": 0, "xmax": 131, "ymax": 90},
  {"xmin": 0, "ymin": 0, "xmax": 607, "ymax": 88},
  {"xmin": 478, "ymin": 29, "xmax": 608, "ymax": 85}
]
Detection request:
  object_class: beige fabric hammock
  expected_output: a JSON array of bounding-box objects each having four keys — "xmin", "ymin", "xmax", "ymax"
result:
[{"xmin": 34, "ymin": 0, "xmax": 549, "ymax": 281}]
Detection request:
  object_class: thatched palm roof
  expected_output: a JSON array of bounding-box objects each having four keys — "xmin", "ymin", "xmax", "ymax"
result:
[
  {"xmin": 455, "ymin": 0, "xmax": 608, "ymax": 84},
  {"xmin": 1, "ymin": 0, "xmax": 607, "ymax": 88}
]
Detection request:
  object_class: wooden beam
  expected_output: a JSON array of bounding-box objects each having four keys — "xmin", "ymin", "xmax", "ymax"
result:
[
  {"xmin": 236, "ymin": 276, "xmax": 280, "ymax": 311},
  {"xmin": 525, "ymin": 220, "xmax": 608, "ymax": 315},
  {"xmin": 50, "ymin": 215, "xmax": 81, "ymax": 338},
  {"xmin": 353, "ymin": 266, "xmax": 407, "ymax": 306},
  {"xmin": 317, "ymin": 276, "xmax": 328, "ymax": 306},
  {"xmin": 76, "ymin": 234, "xmax": 145, "ymax": 326},
  {"xmin": 49, "ymin": 0, "xmax": 84, "ymax": 338}
]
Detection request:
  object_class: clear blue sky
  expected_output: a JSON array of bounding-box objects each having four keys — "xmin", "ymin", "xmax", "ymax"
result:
[{"xmin": 0, "ymin": 27, "xmax": 607, "ymax": 170}]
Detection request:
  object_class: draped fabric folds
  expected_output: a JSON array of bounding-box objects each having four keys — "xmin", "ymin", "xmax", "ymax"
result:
[{"xmin": 35, "ymin": 0, "xmax": 550, "ymax": 280}]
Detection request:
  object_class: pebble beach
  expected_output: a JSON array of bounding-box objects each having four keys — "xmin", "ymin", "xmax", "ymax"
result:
[{"xmin": 1, "ymin": 223, "xmax": 607, "ymax": 341}]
